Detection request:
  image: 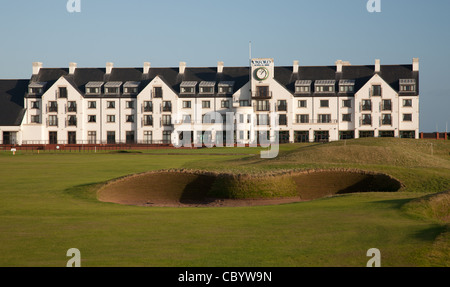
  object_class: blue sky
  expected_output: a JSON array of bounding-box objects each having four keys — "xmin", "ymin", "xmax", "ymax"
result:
[{"xmin": 0, "ymin": 0, "xmax": 449, "ymax": 132}]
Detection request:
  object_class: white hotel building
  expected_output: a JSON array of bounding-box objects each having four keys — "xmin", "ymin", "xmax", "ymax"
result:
[{"xmin": 0, "ymin": 58, "xmax": 419, "ymax": 146}]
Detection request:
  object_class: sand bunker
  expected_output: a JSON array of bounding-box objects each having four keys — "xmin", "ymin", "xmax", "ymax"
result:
[{"xmin": 97, "ymin": 169, "xmax": 402, "ymax": 207}]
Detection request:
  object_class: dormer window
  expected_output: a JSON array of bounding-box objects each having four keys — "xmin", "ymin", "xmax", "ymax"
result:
[
  {"xmin": 295, "ymin": 80, "xmax": 312, "ymax": 94},
  {"xmin": 315, "ymin": 80, "xmax": 335, "ymax": 93},
  {"xmin": 105, "ymin": 82, "xmax": 122, "ymax": 95},
  {"xmin": 85, "ymin": 82, "xmax": 103, "ymax": 95},
  {"xmin": 28, "ymin": 82, "xmax": 46, "ymax": 95},
  {"xmin": 218, "ymin": 81, "xmax": 234, "ymax": 94},
  {"xmin": 339, "ymin": 80, "xmax": 355, "ymax": 93},
  {"xmin": 180, "ymin": 81, "xmax": 197, "ymax": 94},
  {"xmin": 399, "ymin": 79, "xmax": 416, "ymax": 92},
  {"xmin": 124, "ymin": 81, "xmax": 140, "ymax": 95},
  {"xmin": 199, "ymin": 81, "xmax": 215, "ymax": 94}
]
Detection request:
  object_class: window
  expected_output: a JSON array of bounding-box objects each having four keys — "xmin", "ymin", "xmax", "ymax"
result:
[
  {"xmin": 48, "ymin": 115, "xmax": 58, "ymax": 126},
  {"xmin": 180, "ymin": 114, "xmax": 191, "ymax": 124},
  {"xmin": 31, "ymin": 101, "xmax": 40, "ymax": 109},
  {"xmin": 298, "ymin": 100, "xmax": 307, "ymax": 108},
  {"xmin": 200, "ymin": 87, "xmax": 214, "ymax": 94},
  {"xmin": 126, "ymin": 131, "xmax": 135, "ymax": 144},
  {"xmin": 257, "ymin": 114, "xmax": 270, "ymax": 125},
  {"xmin": 403, "ymin": 114, "xmax": 413, "ymax": 122},
  {"xmin": 153, "ymin": 87, "xmax": 163, "ymax": 98},
  {"xmin": 221, "ymin": 100, "xmax": 230, "ymax": 109},
  {"xmin": 48, "ymin": 101, "xmax": 58, "ymax": 113},
  {"xmin": 126, "ymin": 115, "xmax": 134, "ymax": 123},
  {"xmin": 342, "ymin": 114, "xmax": 352, "ymax": 122},
  {"xmin": 162, "ymin": 101, "xmax": 172, "ymax": 112},
  {"xmin": 88, "ymin": 115, "xmax": 96, "ymax": 123},
  {"xmin": 181, "ymin": 87, "xmax": 194, "ymax": 94},
  {"xmin": 30, "ymin": 88, "xmax": 43, "ymax": 95},
  {"xmin": 339, "ymin": 85, "xmax": 354, "ymax": 93},
  {"xmin": 107, "ymin": 131, "xmax": 115, "ymax": 144},
  {"xmin": 379, "ymin": 131, "xmax": 395, "ymax": 138},
  {"xmin": 400, "ymin": 80, "xmax": 416, "ymax": 92},
  {"xmin": 124, "ymin": 87, "xmax": 138, "ymax": 94},
  {"xmin": 88, "ymin": 101, "xmax": 96, "ymax": 109},
  {"xmin": 295, "ymin": 86, "xmax": 310, "ymax": 93},
  {"xmin": 382, "ymin": 100, "xmax": 392, "ymax": 111},
  {"xmin": 144, "ymin": 101, "xmax": 153, "ymax": 112},
  {"xmin": 240, "ymin": 100, "xmax": 250, "ymax": 107},
  {"xmin": 202, "ymin": 101, "xmax": 211, "ymax": 109},
  {"xmin": 87, "ymin": 87, "xmax": 100, "ymax": 94},
  {"xmin": 400, "ymin": 131, "xmax": 415, "ymax": 139},
  {"xmin": 67, "ymin": 115, "xmax": 77, "ymax": 126},
  {"xmin": 107, "ymin": 115, "xmax": 115, "ymax": 123},
  {"xmin": 278, "ymin": 114, "xmax": 287, "ymax": 125},
  {"xmin": 316, "ymin": 86, "xmax": 334, "ymax": 93},
  {"xmin": 182, "ymin": 101, "xmax": 191, "ymax": 109},
  {"xmin": 256, "ymin": 86, "xmax": 270, "ymax": 98},
  {"xmin": 318, "ymin": 114, "xmax": 331, "ymax": 123},
  {"xmin": 256, "ymin": 100, "xmax": 270, "ymax": 111},
  {"xmin": 107, "ymin": 101, "xmax": 115, "ymax": 109},
  {"xmin": 320, "ymin": 100, "xmax": 329, "ymax": 108},
  {"xmin": 68, "ymin": 132, "xmax": 76, "ymax": 144},
  {"xmin": 382, "ymin": 114, "xmax": 392, "ymax": 125},
  {"xmin": 162, "ymin": 115, "xmax": 172, "ymax": 126},
  {"xmin": 403, "ymin": 99, "xmax": 412, "ymax": 107},
  {"xmin": 49, "ymin": 131, "xmax": 57, "ymax": 144},
  {"xmin": 126, "ymin": 101, "xmax": 134, "ymax": 109},
  {"xmin": 163, "ymin": 131, "xmax": 171, "ymax": 144},
  {"xmin": 296, "ymin": 114, "xmax": 309, "ymax": 124},
  {"xmin": 67, "ymin": 101, "xmax": 77, "ymax": 113},
  {"xmin": 342, "ymin": 99, "xmax": 352, "ymax": 108},
  {"xmin": 143, "ymin": 131, "xmax": 152, "ymax": 144},
  {"xmin": 361, "ymin": 100, "xmax": 372, "ymax": 111},
  {"xmin": 106, "ymin": 87, "xmax": 119, "ymax": 94},
  {"xmin": 277, "ymin": 100, "xmax": 287, "ymax": 111},
  {"xmin": 31, "ymin": 115, "xmax": 40, "ymax": 123},
  {"xmin": 371, "ymin": 85, "xmax": 382, "ymax": 96},
  {"xmin": 218, "ymin": 86, "xmax": 233, "ymax": 94},
  {"xmin": 359, "ymin": 131, "xmax": 374, "ymax": 138},
  {"xmin": 361, "ymin": 114, "xmax": 372, "ymax": 125},
  {"xmin": 144, "ymin": 115, "xmax": 153, "ymax": 126},
  {"xmin": 88, "ymin": 131, "xmax": 97, "ymax": 144},
  {"xmin": 59, "ymin": 87, "xmax": 67, "ymax": 98}
]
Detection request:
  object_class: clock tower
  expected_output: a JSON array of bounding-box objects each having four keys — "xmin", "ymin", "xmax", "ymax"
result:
[{"xmin": 250, "ymin": 58, "xmax": 274, "ymax": 96}]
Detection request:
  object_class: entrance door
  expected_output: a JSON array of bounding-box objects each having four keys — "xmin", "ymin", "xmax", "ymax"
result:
[{"xmin": 49, "ymin": 132, "xmax": 58, "ymax": 144}]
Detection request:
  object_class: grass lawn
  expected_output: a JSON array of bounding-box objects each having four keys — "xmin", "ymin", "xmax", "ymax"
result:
[{"xmin": 0, "ymin": 138, "xmax": 448, "ymax": 266}]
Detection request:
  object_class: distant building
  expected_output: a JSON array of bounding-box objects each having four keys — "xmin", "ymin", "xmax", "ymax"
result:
[{"xmin": 0, "ymin": 58, "xmax": 419, "ymax": 145}]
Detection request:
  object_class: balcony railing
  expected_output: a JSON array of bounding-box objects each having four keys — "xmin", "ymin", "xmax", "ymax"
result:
[
  {"xmin": 294, "ymin": 119, "xmax": 338, "ymax": 124},
  {"xmin": 252, "ymin": 91, "xmax": 272, "ymax": 99}
]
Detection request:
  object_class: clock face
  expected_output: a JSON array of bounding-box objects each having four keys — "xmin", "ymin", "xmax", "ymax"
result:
[{"xmin": 254, "ymin": 67, "xmax": 269, "ymax": 81}]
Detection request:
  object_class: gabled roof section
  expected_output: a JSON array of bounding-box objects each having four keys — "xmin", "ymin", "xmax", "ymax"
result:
[{"xmin": 0, "ymin": 80, "xmax": 28, "ymax": 126}]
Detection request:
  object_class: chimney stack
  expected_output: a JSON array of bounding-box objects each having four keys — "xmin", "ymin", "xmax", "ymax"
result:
[
  {"xmin": 106, "ymin": 62, "xmax": 114, "ymax": 74},
  {"xmin": 69, "ymin": 62, "xmax": 77, "ymax": 75},
  {"xmin": 179, "ymin": 61, "xmax": 186, "ymax": 74},
  {"xmin": 293, "ymin": 60, "xmax": 299, "ymax": 73},
  {"xmin": 375, "ymin": 59, "xmax": 381, "ymax": 73},
  {"xmin": 217, "ymin": 61, "xmax": 224, "ymax": 73},
  {"xmin": 32, "ymin": 62, "xmax": 43, "ymax": 75},
  {"xmin": 413, "ymin": 58, "xmax": 419, "ymax": 72},
  {"xmin": 143, "ymin": 62, "xmax": 151, "ymax": 74},
  {"xmin": 335, "ymin": 60, "xmax": 343, "ymax": 73}
]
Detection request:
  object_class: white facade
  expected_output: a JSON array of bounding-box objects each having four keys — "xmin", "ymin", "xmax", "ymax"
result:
[{"xmin": 4, "ymin": 58, "xmax": 420, "ymax": 146}]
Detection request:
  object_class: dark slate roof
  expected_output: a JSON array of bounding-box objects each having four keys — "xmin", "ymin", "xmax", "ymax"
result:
[
  {"xmin": 28, "ymin": 64, "xmax": 417, "ymax": 98},
  {"xmin": 0, "ymin": 80, "xmax": 28, "ymax": 126},
  {"xmin": 275, "ymin": 64, "xmax": 418, "ymax": 96}
]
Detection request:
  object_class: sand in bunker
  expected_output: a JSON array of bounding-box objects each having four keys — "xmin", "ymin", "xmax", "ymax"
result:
[{"xmin": 97, "ymin": 170, "xmax": 402, "ymax": 207}]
